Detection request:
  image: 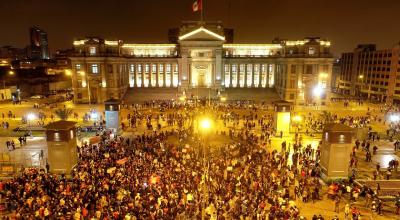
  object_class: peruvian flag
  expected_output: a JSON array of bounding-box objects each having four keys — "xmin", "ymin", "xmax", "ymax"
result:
[{"xmin": 192, "ymin": 0, "xmax": 202, "ymax": 12}]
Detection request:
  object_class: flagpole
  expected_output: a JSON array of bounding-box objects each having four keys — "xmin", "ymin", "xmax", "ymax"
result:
[{"xmin": 201, "ymin": 0, "xmax": 204, "ymax": 23}]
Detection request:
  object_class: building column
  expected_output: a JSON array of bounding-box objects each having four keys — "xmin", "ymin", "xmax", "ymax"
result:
[
  {"xmin": 170, "ymin": 63, "xmax": 174, "ymax": 88},
  {"xmin": 229, "ymin": 64, "xmax": 233, "ymax": 88},
  {"xmin": 163, "ymin": 64, "xmax": 166, "ymax": 88},
  {"xmin": 133, "ymin": 64, "xmax": 137, "ymax": 88},
  {"xmin": 266, "ymin": 63, "xmax": 270, "ymax": 88},
  {"xmin": 141, "ymin": 63, "xmax": 145, "ymax": 87},
  {"xmin": 156, "ymin": 63, "xmax": 159, "ymax": 87},
  {"xmin": 244, "ymin": 64, "xmax": 248, "ymax": 88},
  {"xmin": 149, "ymin": 64, "xmax": 153, "ymax": 88},
  {"xmin": 259, "ymin": 64, "xmax": 263, "ymax": 88},
  {"xmin": 251, "ymin": 64, "xmax": 255, "ymax": 87},
  {"xmin": 237, "ymin": 64, "xmax": 240, "ymax": 88}
]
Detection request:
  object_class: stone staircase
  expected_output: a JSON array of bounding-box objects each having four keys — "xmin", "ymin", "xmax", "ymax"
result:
[{"xmin": 122, "ymin": 87, "xmax": 281, "ymax": 103}]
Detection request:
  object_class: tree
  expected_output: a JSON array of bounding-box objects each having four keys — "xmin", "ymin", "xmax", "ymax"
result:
[{"xmin": 54, "ymin": 108, "xmax": 73, "ymax": 120}]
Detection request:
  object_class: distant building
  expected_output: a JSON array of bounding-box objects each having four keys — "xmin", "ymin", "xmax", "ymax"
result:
[
  {"xmin": 30, "ymin": 26, "xmax": 50, "ymax": 59},
  {"xmin": 68, "ymin": 21, "xmax": 334, "ymax": 104},
  {"xmin": 331, "ymin": 58, "xmax": 341, "ymax": 92},
  {"xmin": 338, "ymin": 43, "xmax": 400, "ymax": 103}
]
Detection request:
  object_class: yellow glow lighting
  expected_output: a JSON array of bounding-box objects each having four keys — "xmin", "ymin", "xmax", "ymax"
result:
[
  {"xmin": 179, "ymin": 27, "xmax": 225, "ymax": 41},
  {"xmin": 319, "ymin": 73, "xmax": 328, "ymax": 78},
  {"xmin": 102, "ymin": 82, "xmax": 107, "ymax": 88},
  {"xmin": 179, "ymin": 96, "xmax": 186, "ymax": 101},
  {"xmin": 73, "ymin": 40, "xmax": 86, "ymax": 46},
  {"xmin": 122, "ymin": 44, "xmax": 176, "ymax": 48},
  {"xmin": 220, "ymin": 97, "xmax": 227, "ymax": 102},
  {"xmin": 223, "ymin": 44, "xmax": 282, "ymax": 49},
  {"xmin": 200, "ymin": 118, "xmax": 212, "ymax": 130},
  {"xmin": 8, "ymin": 70, "xmax": 14, "ymax": 75},
  {"xmin": 105, "ymin": 40, "xmax": 120, "ymax": 46},
  {"xmin": 65, "ymin": 70, "xmax": 72, "ymax": 76},
  {"xmin": 82, "ymin": 81, "xmax": 87, "ymax": 87},
  {"xmin": 292, "ymin": 115, "xmax": 302, "ymax": 122},
  {"xmin": 286, "ymin": 40, "xmax": 309, "ymax": 46}
]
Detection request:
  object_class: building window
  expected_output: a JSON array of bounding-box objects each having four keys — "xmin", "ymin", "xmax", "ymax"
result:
[
  {"xmin": 107, "ymin": 64, "xmax": 113, "ymax": 73},
  {"xmin": 291, "ymin": 65, "xmax": 296, "ymax": 74},
  {"xmin": 159, "ymin": 64, "xmax": 164, "ymax": 73},
  {"xmin": 152, "ymin": 64, "xmax": 157, "ymax": 73},
  {"xmin": 308, "ymin": 47, "xmax": 315, "ymax": 55},
  {"xmin": 240, "ymin": 64, "xmax": 245, "ymax": 73},
  {"xmin": 290, "ymin": 80, "xmax": 295, "ymax": 88},
  {"xmin": 89, "ymin": 47, "xmax": 96, "ymax": 55},
  {"xmin": 75, "ymin": 64, "xmax": 81, "ymax": 70},
  {"xmin": 91, "ymin": 64, "xmax": 99, "ymax": 74},
  {"xmin": 166, "ymin": 64, "xmax": 171, "ymax": 73},
  {"xmin": 232, "ymin": 64, "xmax": 237, "ymax": 73},
  {"xmin": 137, "ymin": 64, "xmax": 142, "ymax": 73},
  {"xmin": 145, "ymin": 64, "xmax": 149, "ymax": 73},
  {"xmin": 130, "ymin": 64, "xmax": 135, "ymax": 73},
  {"xmin": 306, "ymin": 65, "xmax": 313, "ymax": 74},
  {"xmin": 54, "ymin": 132, "xmax": 60, "ymax": 141}
]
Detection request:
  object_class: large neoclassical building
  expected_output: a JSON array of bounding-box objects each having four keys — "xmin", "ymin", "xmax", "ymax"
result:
[{"xmin": 68, "ymin": 21, "xmax": 334, "ymax": 105}]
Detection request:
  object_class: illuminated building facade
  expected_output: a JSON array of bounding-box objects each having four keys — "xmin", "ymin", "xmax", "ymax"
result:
[
  {"xmin": 69, "ymin": 21, "xmax": 333, "ymax": 104},
  {"xmin": 338, "ymin": 44, "xmax": 400, "ymax": 103}
]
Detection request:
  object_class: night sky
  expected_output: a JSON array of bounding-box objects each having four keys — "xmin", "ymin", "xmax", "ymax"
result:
[{"xmin": 1, "ymin": 0, "xmax": 400, "ymax": 56}]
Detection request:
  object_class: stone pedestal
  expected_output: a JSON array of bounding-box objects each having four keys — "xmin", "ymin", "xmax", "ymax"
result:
[
  {"xmin": 273, "ymin": 100, "xmax": 293, "ymax": 136},
  {"xmin": 105, "ymin": 99, "xmax": 120, "ymax": 131},
  {"xmin": 46, "ymin": 121, "xmax": 77, "ymax": 174},
  {"xmin": 320, "ymin": 123, "xmax": 353, "ymax": 179}
]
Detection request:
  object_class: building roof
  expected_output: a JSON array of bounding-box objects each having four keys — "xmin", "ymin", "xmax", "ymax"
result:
[
  {"xmin": 324, "ymin": 123, "xmax": 353, "ymax": 132},
  {"xmin": 273, "ymin": 100, "xmax": 293, "ymax": 106},
  {"xmin": 105, "ymin": 99, "xmax": 120, "ymax": 104},
  {"xmin": 45, "ymin": 120, "xmax": 76, "ymax": 130}
]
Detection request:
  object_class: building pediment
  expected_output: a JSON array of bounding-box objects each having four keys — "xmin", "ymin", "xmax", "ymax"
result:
[{"xmin": 178, "ymin": 27, "xmax": 225, "ymax": 42}]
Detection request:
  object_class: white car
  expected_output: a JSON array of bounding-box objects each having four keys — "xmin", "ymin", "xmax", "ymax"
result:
[{"xmin": 30, "ymin": 95, "xmax": 44, "ymax": 99}]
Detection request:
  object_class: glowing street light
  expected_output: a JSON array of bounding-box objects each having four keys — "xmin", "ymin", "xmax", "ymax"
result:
[
  {"xmin": 27, "ymin": 113, "xmax": 36, "ymax": 121},
  {"xmin": 65, "ymin": 69, "xmax": 72, "ymax": 76},
  {"xmin": 358, "ymin": 75, "xmax": 364, "ymax": 79},
  {"xmin": 90, "ymin": 112, "xmax": 98, "ymax": 120},
  {"xmin": 390, "ymin": 114, "xmax": 400, "ymax": 122},
  {"xmin": 313, "ymin": 86, "xmax": 324, "ymax": 97},
  {"xmin": 220, "ymin": 96, "xmax": 227, "ymax": 102},
  {"xmin": 292, "ymin": 115, "xmax": 302, "ymax": 122},
  {"xmin": 8, "ymin": 70, "xmax": 14, "ymax": 75},
  {"xmin": 200, "ymin": 118, "xmax": 212, "ymax": 130},
  {"xmin": 319, "ymin": 72, "xmax": 328, "ymax": 78}
]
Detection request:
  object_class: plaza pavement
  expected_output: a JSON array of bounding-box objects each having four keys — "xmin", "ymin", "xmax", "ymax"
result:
[{"xmin": 0, "ymin": 99, "xmax": 399, "ymax": 218}]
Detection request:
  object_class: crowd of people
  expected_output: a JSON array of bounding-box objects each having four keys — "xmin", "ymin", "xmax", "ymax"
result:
[
  {"xmin": 0, "ymin": 99, "xmax": 399, "ymax": 219},
  {"xmin": 0, "ymin": 101, "xmax": 342, "ymax": 219}
]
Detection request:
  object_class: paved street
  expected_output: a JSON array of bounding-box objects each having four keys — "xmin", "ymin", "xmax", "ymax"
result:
[{"xmin": 0, "ymin": 99, "xmax": 399, "ymax": 218}]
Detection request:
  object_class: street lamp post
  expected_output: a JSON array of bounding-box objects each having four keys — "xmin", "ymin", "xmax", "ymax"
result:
[{"xmin": 199, "ymin": 117, "xmax": 212, "ymax": 220}]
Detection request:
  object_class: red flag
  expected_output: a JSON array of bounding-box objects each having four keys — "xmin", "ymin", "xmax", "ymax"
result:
[
  {"xmin": 116, "ymin": 157, "xmax": 128, "ymax": 165},
  {"xmin": 192, "ymin": 0, "xmax": 202, "ymax": 12}
]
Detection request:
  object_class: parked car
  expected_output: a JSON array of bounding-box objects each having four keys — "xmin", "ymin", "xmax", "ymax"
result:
[{"xmin": 30, "ymin": 95, "xmax": 45, "ymax": 99}]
